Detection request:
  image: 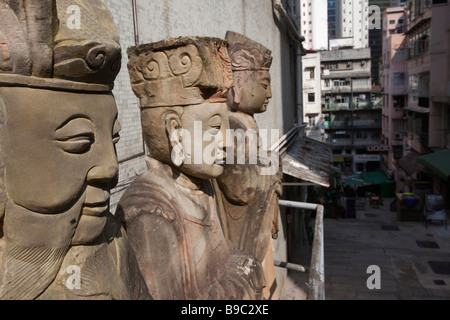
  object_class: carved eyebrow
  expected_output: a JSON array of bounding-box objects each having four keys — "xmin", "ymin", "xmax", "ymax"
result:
[
  {"xmin": 207, "ymin": 114, "xmax": 222, "ymax": 125},
  {"xmin": 54, "ymin": 117, "xmax": 95, "ymax": 141},
  {"xmin": 56, "ymin": 114, "xmax": 91, "ymax": 130}
]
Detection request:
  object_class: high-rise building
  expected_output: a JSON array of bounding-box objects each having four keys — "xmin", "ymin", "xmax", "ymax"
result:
[
  {"xmin": 369, "ymin": 0, "xmax": 391, "ymax": 85},
  {"xmin": 300, "ymin": 0, "xmax": 329, "ymax": 50},
  {"xmin": 327, "ymin": 0, "xmax": 370, "ymax": 49},
  {"xmin": 328, "ymin": 0, "xmax": 338, "ymax": 39}
]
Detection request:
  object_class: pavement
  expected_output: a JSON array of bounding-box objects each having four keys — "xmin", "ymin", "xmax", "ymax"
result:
[{"xmin": 281, "ymin": 196, "xmax": 450, "ymax": 300}]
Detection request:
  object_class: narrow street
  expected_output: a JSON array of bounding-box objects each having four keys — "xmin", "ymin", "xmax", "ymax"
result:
[
  {"xmin": 282, "ymin": 196, "xmax": 450, "ymax": 300},
  {"xmin": 324, "ymin": 197, "xmax": 450, "ymax": 299}
]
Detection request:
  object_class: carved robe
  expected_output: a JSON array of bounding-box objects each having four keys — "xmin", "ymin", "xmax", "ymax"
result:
[
  {"xmin": 214, "ymin": 111, "xmax": 282, "ymax": 299},
  {"xmin": 116, "ymin": 157, "xmax": 265, "ymax": 300}
]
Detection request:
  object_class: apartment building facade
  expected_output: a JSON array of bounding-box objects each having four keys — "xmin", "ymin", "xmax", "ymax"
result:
[
  {"xmin": 301, "ymin": 0, "xmax": 328, "ymax": 141},
  {"xmin": 381, "ymin": 6, "xmax": 408, "ymax": 187},
  {"xmin": 321, "ymin": 48, "xmax": 382, "ymax": 174},
  {"xmin": 382, "ymin": 0, "xmax": 450, "ymax": 200}
]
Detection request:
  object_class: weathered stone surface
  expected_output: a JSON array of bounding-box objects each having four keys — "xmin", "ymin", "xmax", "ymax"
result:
[
  {"xmin": 117, "ymin": 36, "xmax": 265, "ymax": 300},
  {"xmin": 214, "ymin": 31, "xmax": 282, "ymax": 300},
  {"xmin": 0, "ymin": 0, "xmax": 150, "ymax": 300}
]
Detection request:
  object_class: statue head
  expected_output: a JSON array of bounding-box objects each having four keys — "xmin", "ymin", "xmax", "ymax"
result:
[
  {"xmin": 128, "ymin": 37, "xmax": 233, "ymax": 180},
  {"xmin": 0, "ymin": 0, "xmax": 122, "ymax": 299},
  {"xmin": 225, "ymin": 31, "xmax": 273, "ymax": 115}
]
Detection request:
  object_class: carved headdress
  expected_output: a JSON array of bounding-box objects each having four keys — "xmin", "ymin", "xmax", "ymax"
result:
[
  {"xmin": 0, "ymin": 0, "xmax": 121, "ymax": 92},
  {"xmin": 225, "ymin": 31, "xmax": 273, "ymax": 72},
  {"xmin": 127, "ymin": 36, "xmax": 233, "ymax": 108}
]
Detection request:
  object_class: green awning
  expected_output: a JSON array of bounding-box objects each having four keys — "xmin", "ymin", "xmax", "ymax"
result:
[
  {"xmin": 362, "ymin": 171, "xmax": 394, "ymax": 185},
  {"xmin": 362, "ymin": 171, "xmax": 396, "ymax": 198},
  {"xmin": 418, "ymin": 150, "xmax": 450, "ymax": 181}
]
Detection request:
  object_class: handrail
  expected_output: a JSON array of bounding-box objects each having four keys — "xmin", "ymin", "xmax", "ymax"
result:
[{"xmin": 278, "ymin": 200, "xmax": 325, "ymax": 300}]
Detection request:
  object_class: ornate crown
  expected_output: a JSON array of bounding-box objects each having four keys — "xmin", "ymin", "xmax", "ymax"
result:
[
  {"xmin": 0, "ymin": 0, "xmax": 121, "ymax": 92},
  {"xmin": 127, "ymin": 36, "xmax": 233, "ymax": 108},
  {"xmin": 225, "ymin": 31, "xmax": 273, "ymax": 72}
]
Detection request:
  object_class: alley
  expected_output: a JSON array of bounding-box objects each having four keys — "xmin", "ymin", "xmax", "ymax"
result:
[{"xmin": 324, "ymin": 197, "xmax": 450, "ymax": 300}]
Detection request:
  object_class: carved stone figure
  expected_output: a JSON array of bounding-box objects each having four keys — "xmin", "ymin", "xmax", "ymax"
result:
[
  {"xmin": 0, "ymin": 0, "xmax": 149, "ymax": 300},
  {"xmin": 117, "ymin": 36, "xmax": 265, "ymax": 300},
  {"xmin": 213, "ymin": 31, "xmax": 282, "ymax": 299}
]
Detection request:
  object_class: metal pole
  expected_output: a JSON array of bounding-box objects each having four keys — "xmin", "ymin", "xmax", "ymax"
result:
[{"xmin": 278, "ymin": 199, "xmax": 325, "ymax": 300}]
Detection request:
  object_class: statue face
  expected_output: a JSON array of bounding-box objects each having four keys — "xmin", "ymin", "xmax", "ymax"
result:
[
  {"xmin": 177, "ymin": 102, "xmax": 231, "ymax": 180},
  {"xmin": 237, "ymin": 71, "xmax": 272, "ymax": 114},
  {"xmin": 0, "ymin": 87, "xmax": 120, "ymax": 216}
]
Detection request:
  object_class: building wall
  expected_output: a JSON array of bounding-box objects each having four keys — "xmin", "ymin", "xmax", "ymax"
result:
[
  {"xmin": 303, "ymin": 53, "xmax": 324, "ymax": 141},
  {"xmin": 381, "ymin": 7, "xmax": 408, "ymax": 177}
]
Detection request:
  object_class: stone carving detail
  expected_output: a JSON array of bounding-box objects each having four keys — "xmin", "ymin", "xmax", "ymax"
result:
[
  {"xmin": 118, "ymin": 36, "xmax": 265, "ymax": 300},
  {"xmin": 0, "ymin": 0, "xmax": 149, "ymax": 300},
  {"xmin": 214, "ymin": 31, "xmax": 282, "ymax": 299}
]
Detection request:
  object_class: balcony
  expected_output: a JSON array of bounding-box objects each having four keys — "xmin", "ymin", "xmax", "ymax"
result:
[
  {"xmin": 322, "ymin": 101, "xmax": 382, "ymax": 112},
  {"xmin": 327, "ymin": 120, "xmax": 382, "ymax": 130}
]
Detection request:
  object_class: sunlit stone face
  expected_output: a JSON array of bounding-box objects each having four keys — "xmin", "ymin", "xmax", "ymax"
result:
[
  {"xmin": 177, "ymin": 102, "xmax": 231, "ymax": 180},
  {"xmin": 0, "ymin": 87, "xmax": 120, "ymax": 217},
  {"xmin": 236, "ymin": 71, "xmax": 272, "ymax": 115}
]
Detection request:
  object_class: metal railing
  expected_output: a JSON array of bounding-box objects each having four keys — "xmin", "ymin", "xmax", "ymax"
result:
[{"xmin": 278, "ymin": 200, "xmax": 325, "ymax": 300}]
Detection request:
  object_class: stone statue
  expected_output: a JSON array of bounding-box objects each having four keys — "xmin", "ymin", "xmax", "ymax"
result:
[
  {"xmin": 213, "ymin": 31, "xmax": 282, "ymax": 300},
  {"xmin": 0, "ymin": 0, "xmax": 150, "ymax": 300},
  {"xmin": 117, "ymin": 36, "xmax": 265, "ymax": 300}
]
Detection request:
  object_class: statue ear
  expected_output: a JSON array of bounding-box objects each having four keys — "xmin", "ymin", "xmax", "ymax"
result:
[
  {"xmin": 233, "ymin": 75, "xmax": 244, "ymax": 104},
  {"xmin": 165, "ymin": 113, "xmax": 184, "ymax": 166},
  {"xmin": 228, "ymin": 75, "xmax": 245, "ymax": 111}
]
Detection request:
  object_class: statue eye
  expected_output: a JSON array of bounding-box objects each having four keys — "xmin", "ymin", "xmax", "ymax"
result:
[
  {"xmin": 207, "ymin": 115, "xmax": 222, "ymax": 135},
  {"xmin": 54, "ymin": 118, "xmax": 95, "ymax": 154},
  {"xmin": 112, "ymin": 119, "xmax": 121, "ymax": 145}
]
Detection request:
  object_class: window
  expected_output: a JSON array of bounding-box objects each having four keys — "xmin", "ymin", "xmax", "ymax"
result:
[
  {"xmin": 393, "ymin": 48, "xmax": 405, "ymax": 61},
  {"xmin": 408, "ymin": 28, "xmax": 430, "ymax": 59},
  {"xmin": 389, "ymin": 20, "xmax": 396, "ymax": 24},
  {"xmin": 308, "ymin": 116, "xmax": 316, "ymax": 126},
  {"xmin": 409, "ymin": 74, "xmax": 418, "ymax": 103},
  {"xmin": 308, "ymin": 93, "xmax": 315, "ymax": 103},
  {"xmin": 393, "ymin": 73, "xmax": 406, "ymax": 86}
]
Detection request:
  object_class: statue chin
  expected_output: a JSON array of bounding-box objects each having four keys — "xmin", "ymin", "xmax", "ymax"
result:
[{"xmin": 71, "ymin": 215, "xmax": 108, "ymax": 246}]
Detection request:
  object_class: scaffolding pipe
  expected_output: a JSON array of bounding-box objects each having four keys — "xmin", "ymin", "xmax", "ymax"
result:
[{"xmin": 278, "ymin": 200, "xmax": 325, "ymax": 300}]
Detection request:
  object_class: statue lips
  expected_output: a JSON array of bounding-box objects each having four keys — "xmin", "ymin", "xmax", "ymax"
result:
[{"xmin": 82, "ymin": 187, "xmax": 110, "ymax": 217}]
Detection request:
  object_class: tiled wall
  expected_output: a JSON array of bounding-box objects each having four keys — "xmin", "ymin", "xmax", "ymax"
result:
[{"xmin": 103, "ymin": 0, "xmax": 147, "ymax": 210}]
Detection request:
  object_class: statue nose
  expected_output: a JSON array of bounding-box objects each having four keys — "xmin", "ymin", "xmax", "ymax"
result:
[{"xmin": 87, "ymin": 163, "xmax": 119, "ymax": 185}]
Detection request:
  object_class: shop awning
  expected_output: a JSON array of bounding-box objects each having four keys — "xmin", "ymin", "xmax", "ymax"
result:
[
  {"xmin": 418, "ymin": 149, "xmax": 450, "ymax": 181},
  {"xmin": 281, "ymin": 136, "xmax": 332, "ymax": 187},
  {"xmin": 362, "ymin": 171, "xmax": 395, "ymax": 185},
  {"xmin": 344, "ymin": 172, "xmax": 366, "ymax": 186}
]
